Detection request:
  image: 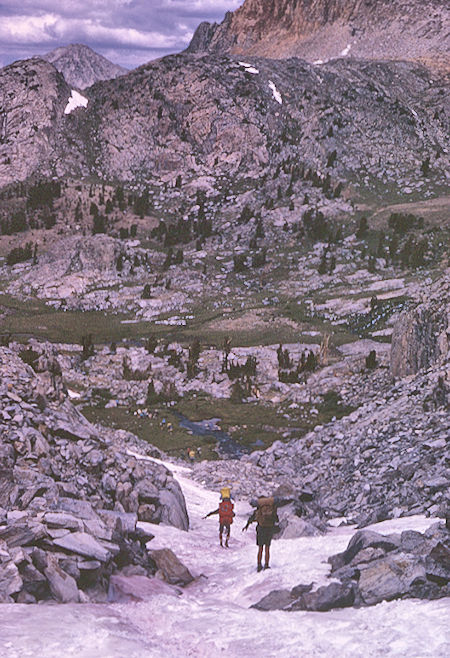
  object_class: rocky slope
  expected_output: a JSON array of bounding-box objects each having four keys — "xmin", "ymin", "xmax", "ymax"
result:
[
  {"xmin": 0, "ymin": 347, "xmax": 191, "ymax": 603},
  {"xmin": 0, "ymin": 53, "xmax": 448, "ymax": 195},
  {"xmin": 188, "ymin": 0, "xmax": 450, "ymax": 69},
  {"xmin": 43, "ymin": 44, "xmax": 127, "ymax": 89}
]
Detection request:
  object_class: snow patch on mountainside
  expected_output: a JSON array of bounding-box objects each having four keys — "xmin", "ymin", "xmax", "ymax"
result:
[
  {"xmin": 269, "ymin": 80, "xmax": 282, "ymax": 104},
  {"xmin": 64, "ymin": 90, "xmax": 88, "ymax": 115},
  {"xmin": 340, "ymin": 43, "xmax": 352, "ymax": 56},
  {"xmin": 239, "ymin": 61, "xmax": 259, "ymax": 74}
]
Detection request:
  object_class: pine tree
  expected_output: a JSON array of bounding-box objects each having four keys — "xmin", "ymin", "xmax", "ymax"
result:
[
  {"xmin": 356, "ymin": 217, "xmax": 368, "ymax": 238},
  {"xmin": 326, "ymin": 150, "xmax": 337, "ymax": 167},
  {"xmin": 368, "ymin": 254, "xmax": 377, "ymax": 273},
  {"xmin": 163, "ymin": 248, "xmax": 173, "ymax": 270},
  {"xmin": 318, "ymin": 251, "xmax": 328, "ymax": 274},
  {"xmin": 142, "ymin": 284, "xmax": 152, "ymax": 299},
  {"xmin": 365, "ymin": 350, "xmax": 377, "ymax": 369}
]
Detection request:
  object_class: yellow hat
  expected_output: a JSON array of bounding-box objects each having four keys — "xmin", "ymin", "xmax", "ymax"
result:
[{"xmin": 220, "ymin": 486, "xmax": 231, "ymax": 499}]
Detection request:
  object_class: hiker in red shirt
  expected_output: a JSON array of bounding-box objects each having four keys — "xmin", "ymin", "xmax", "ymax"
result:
[{"xmin": 203, "ymin": 487, "xmax": 235, "ymax": 547}]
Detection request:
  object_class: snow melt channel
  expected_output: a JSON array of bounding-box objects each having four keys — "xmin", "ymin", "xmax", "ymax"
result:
[{"xmin": 64, "ymin": 90, "xmax": 88, "ymax": 115}]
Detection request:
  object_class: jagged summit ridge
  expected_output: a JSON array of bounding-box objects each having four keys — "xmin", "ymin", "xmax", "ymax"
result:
[
  {"xmin": 187, "ymin": 0, "xmax": 450, "ymax": 68},
  {"xmin": 43, "ymin": 43, "xmax": 127, "ymax": 89}
]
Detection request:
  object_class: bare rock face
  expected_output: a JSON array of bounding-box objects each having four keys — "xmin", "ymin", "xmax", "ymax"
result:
[
  {"xmin": 0, "ymin": 58, "xmax": 70, "ymax": 186},
  {"xmin": 188, "ymin": 0, "xmax": 450, "ymax": 68},
  {"xmin": 148, "ymin": 548, "xmax": 194, "ymax": 586},
  {"xmin": 390, "ymin": 274, "xmax": 450, "ymax": 378},
  {"xmin": 8, "ymin": 235, "xmax": 148, "ymax": 301},
  {"xmin": 27, "ymin": 235, "xmax": 120, "ymax": 291},
  {"xmin": 0, "ymin": 551, "xmax": 23, "ymax": 602},
  {"xmin": 390, "ymin": 306, "xmax": 449, "ymax": 378},
  {"xmin": 43, "ymin": 44, "xmax": 127, "ymax": 90},
  {"xmin": 44, "ymin": 555, "xmax": 80, "ymax": 603}
]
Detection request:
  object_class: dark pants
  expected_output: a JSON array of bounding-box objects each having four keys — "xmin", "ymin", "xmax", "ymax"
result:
[
  {"xmin": 220, "ymin": 523, "xmax": 231, "ymax": 537},
  {"xmin": 256, "ymin": 526, "xmax": 274, "ymax": 547}
]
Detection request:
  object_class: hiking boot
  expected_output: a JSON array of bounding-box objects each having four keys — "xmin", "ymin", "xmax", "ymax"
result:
[
  {"xmin": 263, "ymin": 565, "xmax": 270, "ymax": 570},
  {"xmin": 225, "ymin": 540, "xmax": 229, "ymax": 547},
  {"xmin": 257, "ymin": 564, "xmax": 263, "ymax": 572}
]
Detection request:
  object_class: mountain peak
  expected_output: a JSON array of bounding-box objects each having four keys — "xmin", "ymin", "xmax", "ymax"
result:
[
  {"xmin": 188, "ymin": 0, "xmax": 450, "ymax": 69},
  {"xmin": 43, "ymin": 43, "xmax": 127, "ymax": 89}
]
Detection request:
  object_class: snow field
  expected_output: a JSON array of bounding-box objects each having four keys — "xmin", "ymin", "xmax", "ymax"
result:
[
  {"xmin": 0, "ymin": 456, "xmax": 448, "ymax": 658},
  {"xmin": 128, "ymin": 461, "xmax": 449, "ymax": 657}
]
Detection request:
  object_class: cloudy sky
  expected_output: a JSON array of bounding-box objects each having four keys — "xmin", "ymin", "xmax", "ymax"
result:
[{"xmin": 0, "ymin": 0, "xmax": 242, "ymax": 69}]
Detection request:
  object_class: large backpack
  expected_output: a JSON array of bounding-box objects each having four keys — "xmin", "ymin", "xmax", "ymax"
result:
[
  {"xmin": 219, "ymin": 499, "xmax": 234, "ymax": 524},
  {"xmin": 255, "ymin": 497, "xmax": 275, "ymax": 527}
]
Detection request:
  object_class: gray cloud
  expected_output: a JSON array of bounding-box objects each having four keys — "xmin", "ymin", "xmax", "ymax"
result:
[{"xmin": 0, "ymin": 0, "xmax": 241, "ymax": 69}]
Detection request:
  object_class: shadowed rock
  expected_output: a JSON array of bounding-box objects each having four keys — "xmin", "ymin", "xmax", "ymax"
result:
[
  {"xmin": 255, "ymin": 523, "xmax": 449, "ymax": 612},
  {"xmin": 358, "ymin": 553, "xmax": 426, "ymax": 605},
  {"xmin": 148, "ymin": 548, "xmax": 194, "ymax": 586},
  {"xmin": 44, "ymin": 556, "xmax": 79, "ymax": 603},
  {"xmin": 0, "ymin": 523, "xmax": 48, "ymax": 548},
  {"xmin": 0, "ymin": 559, "xmax": 23, "ymax": 601},
  {"xmin": 157, "ymin": 487, "xmax": 190, "ymax": 531},
  {"xmin": 43, "ymin": 44, "xmax": 127, "ymax": 90},
  {"xmin": 291, "ymin": 581, "xmax": 355, "ymax": 611},
  {"xmin": 252, "ymin": 589, "xmax": 296, "ymax": 611},
  {"xmin": 329, "ymin": 530, "xmax": 400, "ymax": 571}
]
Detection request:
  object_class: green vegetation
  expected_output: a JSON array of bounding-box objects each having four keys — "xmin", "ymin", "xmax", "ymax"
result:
[
  {"xmin": 0, "ymin": 296, "xmax": 152, "ymax": 343},
  {"xmin": 317, "ymin": 390, "xmax": 355, "ymax": 421},
  {"xmin": 80, "ymin": 391, "xmax": 335, "ymax": 460},
  {"xmin": 346, "ymin": 295, "xmax": 410, "ymax": 337},
  {"xmin": 82, "ymin": 404, "xmax": 220, "ymax": 460},
  {"xmin": 6, "ymin": 243, "xmax": 35, "ymax": 266}
]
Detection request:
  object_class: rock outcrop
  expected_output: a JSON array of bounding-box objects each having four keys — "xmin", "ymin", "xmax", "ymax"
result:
[
  {"xmin": 8, "ymin": 235, "xmax": 151, "ymax": 301},
  {"xmin": 390, "ymin": 275, "xmax": 450, "ymax": 378},
  {"xmin": 188, "ymin": 0, "xmax": 450, "ymax": 69},
  {"xmin": 0, "ymin": 58, "xmax": 70, "ymax": 186},
  {"xmin": 253, "ymin": 522, "xmax": 450, "ymax": 611},
  {"xmin": 390, "ymin": 306, "xmax": 449, "ymax": 378}
]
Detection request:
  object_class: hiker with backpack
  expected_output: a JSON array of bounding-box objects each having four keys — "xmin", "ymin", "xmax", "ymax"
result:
[
  {"xmin": 203, "ymin": 487, "xmax": 235, "ymax": 547},
  {"xmin": 243, "ymin": 496, "xmax": 279, "ymax": 571}
]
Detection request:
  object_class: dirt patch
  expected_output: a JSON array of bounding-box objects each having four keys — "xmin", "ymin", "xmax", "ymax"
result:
[
  {"xmin": 369, "ymin": 195, "xmax": 450, "ymax": 229},
  {"xmin": 206, "ymin": 309, "xmax": 299, "ymax": 332}
]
